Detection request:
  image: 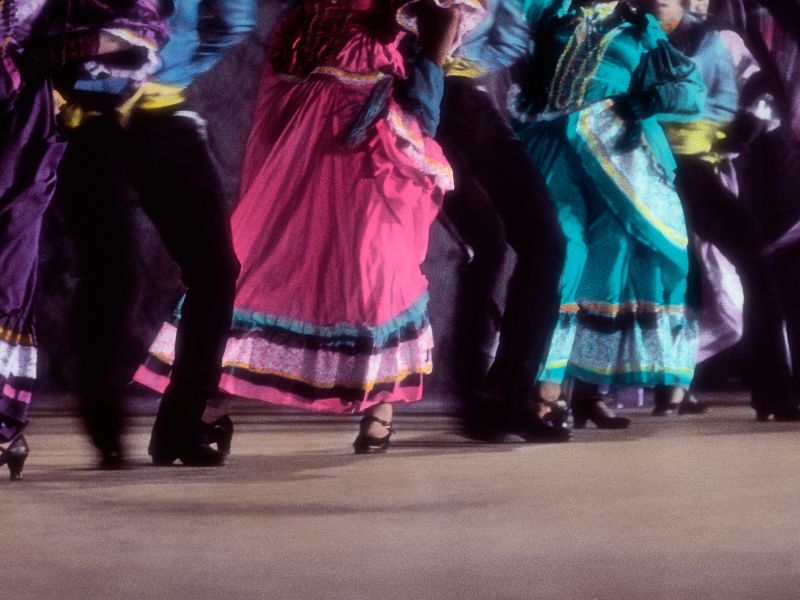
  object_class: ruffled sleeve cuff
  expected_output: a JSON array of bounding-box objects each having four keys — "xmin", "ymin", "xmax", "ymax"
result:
[
  {"xmin": 81, "ymin": 28, "xmax": 161, "ymax": 81},
  {"xmin": 394, "ymin": 0, "xmax": 488, "ymax": 55}
]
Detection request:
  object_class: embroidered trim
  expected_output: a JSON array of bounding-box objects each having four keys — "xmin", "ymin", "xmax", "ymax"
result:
[
  {"xmin": 385, "ymin": 106, "xmax": 454, "ymax": 190},
  {"xmin": 82, "ymin": 27, "xmax": 161, "ymax": 82},
  {"xmin": 548, "ymin": 3, "xmax": 622, "ymax": 112},
  {"xmin": 577, "ymin": 100, "xmax": 689, "ymax": 248},
  {"xmin": 558, "ymin": 301, "xmax": 687, "ymax": 316},
  {"xmin": 311, "ymin": 66, "xmax": 389, "ymax": 86}
]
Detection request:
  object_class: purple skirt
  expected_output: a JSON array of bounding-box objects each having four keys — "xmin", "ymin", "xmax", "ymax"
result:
[{"xmin": 0, "ymin": 75, "xmax": 65, "ymax": 426}]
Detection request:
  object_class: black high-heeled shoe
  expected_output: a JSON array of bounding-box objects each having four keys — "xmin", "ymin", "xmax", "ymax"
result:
[
  {"xmin": 1, "ymin": 435, "xmax": 29, "ymax": 481},
  {"xmin": 540, "ymin": 398, "xmax": 573, "ymax": 430},
  {"xmin": 571, "ymin": 387, "xmax": 630, "ymax": 430},
  {"xmin": 652, "ymin": 387, "xmax": 707, "ymax": 416},
  {"xmin": 204, "ymin": 415, "xmax": 234, "ymax": 456},
  {"xmin": 353, "ymin": 415, "xmax": 394, "ymax": 454}
]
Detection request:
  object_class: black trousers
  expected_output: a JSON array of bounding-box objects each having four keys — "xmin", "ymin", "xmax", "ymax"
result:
[
  {"xmin": 436, "ymin": 77, "xmax": 565, "ymax": 409},
  {"xmin": 674, "ymin": 156, "xmax": 792, "ymax": 411},
  {"xmin": 58, "ymin": 108, "xmax": 240, "ymax": 452}
]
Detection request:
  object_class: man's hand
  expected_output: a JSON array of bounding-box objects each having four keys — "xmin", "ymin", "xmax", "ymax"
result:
[{"xmin": 612, "ymin": 89, "xmax": 660, "ymax": 121}]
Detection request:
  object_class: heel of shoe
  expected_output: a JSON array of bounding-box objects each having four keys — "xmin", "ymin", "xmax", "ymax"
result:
[
  {"xmin": 5, "ymin": 435, "xmax": 29, "ymax": 481},
  {"xmin": 205, "ymin": 415, "xmax": 234, "ymax": 456},
  {"xmin": 7, "ymin": 451, "xmax": 26, "ymax": 481}
]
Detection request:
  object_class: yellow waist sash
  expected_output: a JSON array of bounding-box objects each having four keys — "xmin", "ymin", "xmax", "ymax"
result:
[
  {"xmin": 443, "ymin": 56, "xmax": 482, "ymax": 79},
  {"xmin": 663, "ymin": 120, "xmax": 727, "ymax": 162},
  {"xmin": 56, "ymin": 81, "xmax": 187, "ymax": 129}
]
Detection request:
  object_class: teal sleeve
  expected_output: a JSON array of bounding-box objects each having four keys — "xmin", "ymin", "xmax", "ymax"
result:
[{"xmin": 520, "ymin": 0, "xmax": 567, "ymax": 31}]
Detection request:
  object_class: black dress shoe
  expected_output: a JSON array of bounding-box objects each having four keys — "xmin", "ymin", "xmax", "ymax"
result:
[
  {"xmin": 755, "ymin": 405, "xmax": 800, "ymax": 422},
  {"xmin": 149, "ymin": 416, "xmax": 226, "ymax": 466},
  {"xmin": 510, "ymin": 413, "xmax": 572, "ymax": 443},
  {"xmin": 99, "ymin": 448, "xmax": 126, "ymax": 470},
  {"xmin": 149, "ymin": 437, "xmax": 226, "ymax": 466},
  {"xmin": 459, "ymin": 392, "xmax": 508, "ymax": 442}
]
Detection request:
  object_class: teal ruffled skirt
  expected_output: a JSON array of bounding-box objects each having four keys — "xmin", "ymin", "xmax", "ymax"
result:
[{"xmin": 516, "ymin": 102, "xmax": 698, "ymax": 387}]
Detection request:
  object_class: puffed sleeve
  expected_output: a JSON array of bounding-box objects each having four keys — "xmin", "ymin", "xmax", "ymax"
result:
[{"xmin": 395, "ymin": 0, "xmax": 488, "ymax": 54}]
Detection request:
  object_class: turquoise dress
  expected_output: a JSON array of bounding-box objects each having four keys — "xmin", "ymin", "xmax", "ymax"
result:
[{"xmin": 512, "ymin": 2, "xmax": 706, "ymax": 387}]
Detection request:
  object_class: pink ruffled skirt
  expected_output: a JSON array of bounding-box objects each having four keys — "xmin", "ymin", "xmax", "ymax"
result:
[{"xmin": 135, "ymin": 60, "xmax": 453, "ymax": 414}]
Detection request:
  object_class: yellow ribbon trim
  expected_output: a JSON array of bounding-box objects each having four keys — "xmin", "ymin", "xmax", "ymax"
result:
[
  {"xmin": 544, "ymin": 360, "xmax": 695, "ymax": 377},
  {"xmin": 0, "ymin": 325, "xmax": 34, "ymax": 346}
]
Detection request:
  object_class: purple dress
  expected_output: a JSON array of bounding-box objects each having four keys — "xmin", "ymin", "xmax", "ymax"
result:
[
  {"xmin": 0, "ymin": 0, "xmax": 165, "ymax": 436},
  {"xmin": 0, "ymin": 0, "xmax": 64, "ymax": 434}
]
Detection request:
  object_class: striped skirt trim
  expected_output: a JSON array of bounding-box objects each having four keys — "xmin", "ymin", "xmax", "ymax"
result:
[
  {"xmin": 540, "ymin": 306, "xmax": 698, "ymax": 388},
  {"xmin": 135, "ymin": 306, "xmax": 434, "ymax": 414}
]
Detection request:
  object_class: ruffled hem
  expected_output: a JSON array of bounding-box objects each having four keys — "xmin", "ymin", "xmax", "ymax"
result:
[
  {"xmin": 378, "ymin": 103, "xmax": 454, "ymax": 192},
  {"xmin": 0, "ymin": 322, "xmax": 36, "ymax": 380},
  {"xmin": 569, "ymin": 100, "xmax": 690, "ymax": 275},
  {"xmin": 539, "ymin": 306, "xmax": 698, "ymax": 388},
  {"xmin": 135, "ymin": 301, "xmax": 435, "ymax": 414},
  {"xmin": 140, "ymin": 321, "xmax": 433, "ymax": 384},
  {"xmin": 217, "ymin": 371, "xmax": 425, "ymax": 414},
  {"xmin": 0, "ymin": 334, "xmax": 36, "ymax": 413},
  {"xmin": 224, "ymin": 293, "xmax": 430, "ymax": 348}
]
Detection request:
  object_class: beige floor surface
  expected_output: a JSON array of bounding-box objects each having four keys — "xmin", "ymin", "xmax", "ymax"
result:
[{"xmin": 6, "ymin": 404, "xmax": 800, "ymax": 600}]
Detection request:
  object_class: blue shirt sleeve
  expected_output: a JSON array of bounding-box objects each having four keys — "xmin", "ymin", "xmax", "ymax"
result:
[
  {"xmin": 692, "ymin": 30, "xmax": 739, "ymax": 124},
  {"xmin": 193, "ymin": 0, "xmax": 259, "ymax": 75},
  {"xmin": 155, "ymin": 0, "xmax": 257, "ymax": 88},
  {"xmin": 458, "ymin": 0, "xmax": 530, "ymax": 73}
]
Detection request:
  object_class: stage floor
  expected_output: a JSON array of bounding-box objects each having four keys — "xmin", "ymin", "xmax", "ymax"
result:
[{"xmin": 8, "ymin": 398, "xmax": 800, "ymax": 599}]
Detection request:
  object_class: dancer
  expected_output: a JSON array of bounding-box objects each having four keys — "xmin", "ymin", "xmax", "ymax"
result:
[
  {"xmin": 435, "ymin": 0, "xmax": 571, "ymax": 442},
  {"xmin": 136, "ymin": 0, "xmax": 487, "ymax": 453},
  {"xmin": 656, "ymin": 0, "xmax": 798, "ymax": 420},
  {"xmin": 512, "ymin": 0, "xmax": 706, "ymax": 429},
  {"xmin": 58, "ymin": 0, "xmax": 256, "ymax": 467},
  {"xmin": 0, "ymin": 0, "xmax": 164, "ymax": 479}
]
